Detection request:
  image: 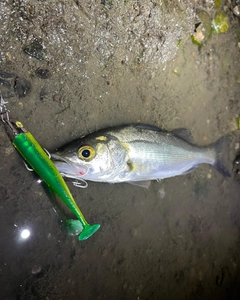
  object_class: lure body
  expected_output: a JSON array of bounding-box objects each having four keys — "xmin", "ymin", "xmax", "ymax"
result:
[{"xmin": 3, "ymin": 120, "xmax": 100, "ymax": 240}]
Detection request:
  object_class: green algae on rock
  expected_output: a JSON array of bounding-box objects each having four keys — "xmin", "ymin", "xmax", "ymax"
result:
[
  {"xmin": 212, "ymin": 11, "xmax": 229, "ymax": 34},
  {"xmin": 191, "ymin": 10, "xmax": 212, "ymax": 46}
]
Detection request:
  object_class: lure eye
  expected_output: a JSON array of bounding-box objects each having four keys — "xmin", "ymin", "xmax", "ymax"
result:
[{"xmin": 78, "ymin": 145, "xmax": 95, "ymax": 161}]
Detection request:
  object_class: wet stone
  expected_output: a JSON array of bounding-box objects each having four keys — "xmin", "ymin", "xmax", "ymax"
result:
[
  {"xmin": 53, "ymin": 94, "xmax": 60, "ymax": 102},
  {"xmin": 39, "ymin": 88, "xmax": 48, "ymax": 101},
  {"xmin": 0, "ymin": 70, "xmax": 16, "ymax": 94},
  {"xmin": 212, "ymin": 10, "xmax": 229, "ymax": 34},
  {"xmin": 32, "ymin": 265, "xmax": 42, "ymax": 275},
  {"xmin": 233, "ymin": 6, "xmax": 240, "ymax": 17},
  {"xmin": 35, "ymin": 68, "xmax": 51, "ymax": 79},
  {"xmin": 14, "ymin": 77, "xmax": 31, "ymax": 97},
  {"xmin": 158, "ymin": 188, "xmax": 165, "ymax": 199},
  {"xmin": 0, "ymin": 70, "xmax": 16, "ymax": 79},
  {"xmin": 0, "ymin": 78, "xmax": 11, "ymax": 89},
  {"xmin": 101, "ymin": 0, "xmax": 114, "ymax": 8},
  {"xmin": 233, "ymin": 153, "xmax": 240, "ymax": 180},
  {"xmin": 23, "ymin": 39, "xmax": 46, "ymax": 60}
]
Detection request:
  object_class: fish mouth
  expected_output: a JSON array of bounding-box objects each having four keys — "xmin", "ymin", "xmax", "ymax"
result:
[{"xmin": 51, "ymin": 153, "xmax": 89, "ymax": 180}]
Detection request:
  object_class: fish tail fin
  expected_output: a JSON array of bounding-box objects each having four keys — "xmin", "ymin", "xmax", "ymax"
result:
[{"xmin": 210, "ymin": 136, "xmax": 231, "ymax": 177}]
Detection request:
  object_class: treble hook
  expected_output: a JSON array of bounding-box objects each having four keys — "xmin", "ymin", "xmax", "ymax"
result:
[{"xmin": 0, "ymin": 91, "xmax": 10, "ymax": 123}]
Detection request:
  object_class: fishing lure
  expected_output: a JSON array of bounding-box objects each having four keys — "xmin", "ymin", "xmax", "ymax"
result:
[
  {"xmin": 0, "ymin": 93, "xmax": 100, "ymax": 240},
  {"xmin": 42, "ymin": 181, "xmax": 83, "ymax": 236}
]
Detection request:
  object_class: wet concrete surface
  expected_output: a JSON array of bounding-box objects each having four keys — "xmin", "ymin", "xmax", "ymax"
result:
[{"xmin": 0, "ymin": 1, "xmax": 240, "ymax": 299}]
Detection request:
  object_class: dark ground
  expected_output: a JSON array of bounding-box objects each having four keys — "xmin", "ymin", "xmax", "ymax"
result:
[{"xmin": 0, "ymin": 1, "xmax": 240, "ymax": 299}]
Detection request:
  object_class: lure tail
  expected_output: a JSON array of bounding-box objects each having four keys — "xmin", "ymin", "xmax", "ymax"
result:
[
  {"xmin": 78, "ymin": 224, "xmax": 100, "ymax": 241},
  {"xmin": 43, "ymin": 179, "xmax": 100, "ymax": 239},
  {"xmin": 42, "ymin": 182, "xmax": 83, "ymax": 236}
]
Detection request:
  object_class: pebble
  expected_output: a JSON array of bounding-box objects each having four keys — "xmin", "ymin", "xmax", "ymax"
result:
[
  {"xmin": 158, "ymin": 188, "xmax": 165, "ymax": 199},
  {"xmin": 14, "ymin": 77, "xmax": 31, "ymax": 97},
  {"xmin": 233, "ymin": 6, "xmax": 240, "ymax": 17},
  {"xmin": 32, "ymin": 265, "xmax": 41, "ymax": 274},
  {"xmin": 23, "ymin": 39, "xmax": 46, "ymax": 60},
  {"xmin": 35, "ymin": 68, "xmax": 51, "ymax": 79},
  {"xmin": 53, "ymin": 94, "xmax": 60, "ymax": 102},
  {"xmin": 39, "ymin": 88, "xmax": 48, "ymax": 101}
]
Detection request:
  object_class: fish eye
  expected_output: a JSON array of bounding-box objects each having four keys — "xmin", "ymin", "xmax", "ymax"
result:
[
  {"xmin": 82, "ymin": 149, "xmax": 90, "ymax": 158},
  {"xmin": 78, "ymin": 145, "xmax": 95, "ymax": 161}
]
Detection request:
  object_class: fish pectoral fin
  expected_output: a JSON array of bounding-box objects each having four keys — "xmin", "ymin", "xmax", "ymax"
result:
[
  {"xmin": 128, "ymin": 180, "xmax": 151, "ymax": 188},
  {"xmin": 171, "ymin": 128, "xmax": 194, "ymax": 143}
]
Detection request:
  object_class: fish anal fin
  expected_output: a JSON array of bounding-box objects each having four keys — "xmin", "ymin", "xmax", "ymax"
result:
[
  {"xmin": 182, "ymin": 166, "xmax": 198, "ymax": 175},
  {"xmin": 128, "ymin": 180, "xmax": 151, "ymax": 188}
]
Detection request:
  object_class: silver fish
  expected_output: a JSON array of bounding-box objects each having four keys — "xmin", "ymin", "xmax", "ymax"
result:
[{"xmin": 51, "ymin": 124, "xmax": 230, "ymax": 188}]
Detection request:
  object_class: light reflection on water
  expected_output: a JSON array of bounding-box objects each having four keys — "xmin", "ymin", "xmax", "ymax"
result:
[{"xmin": 20, "ymin": 228, "xmax": 31, "ymax": 239}]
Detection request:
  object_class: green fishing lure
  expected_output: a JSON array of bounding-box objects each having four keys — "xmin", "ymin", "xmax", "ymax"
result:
[{"xmin": 0, "ymin": 94, "xmax": 100, "ymax": 240}]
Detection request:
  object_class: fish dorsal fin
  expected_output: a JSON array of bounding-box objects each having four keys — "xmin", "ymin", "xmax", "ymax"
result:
[
  {"xmin": 171, "ymin": 128, "xmax": 194, "ymax": 143},
  {"xmin": 134, "ymin": 124, "xmax": 162, "ymax": 132},
  {"xmin": 128, "ymin": 180, "xmax": 151, "ymax": 188}
]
